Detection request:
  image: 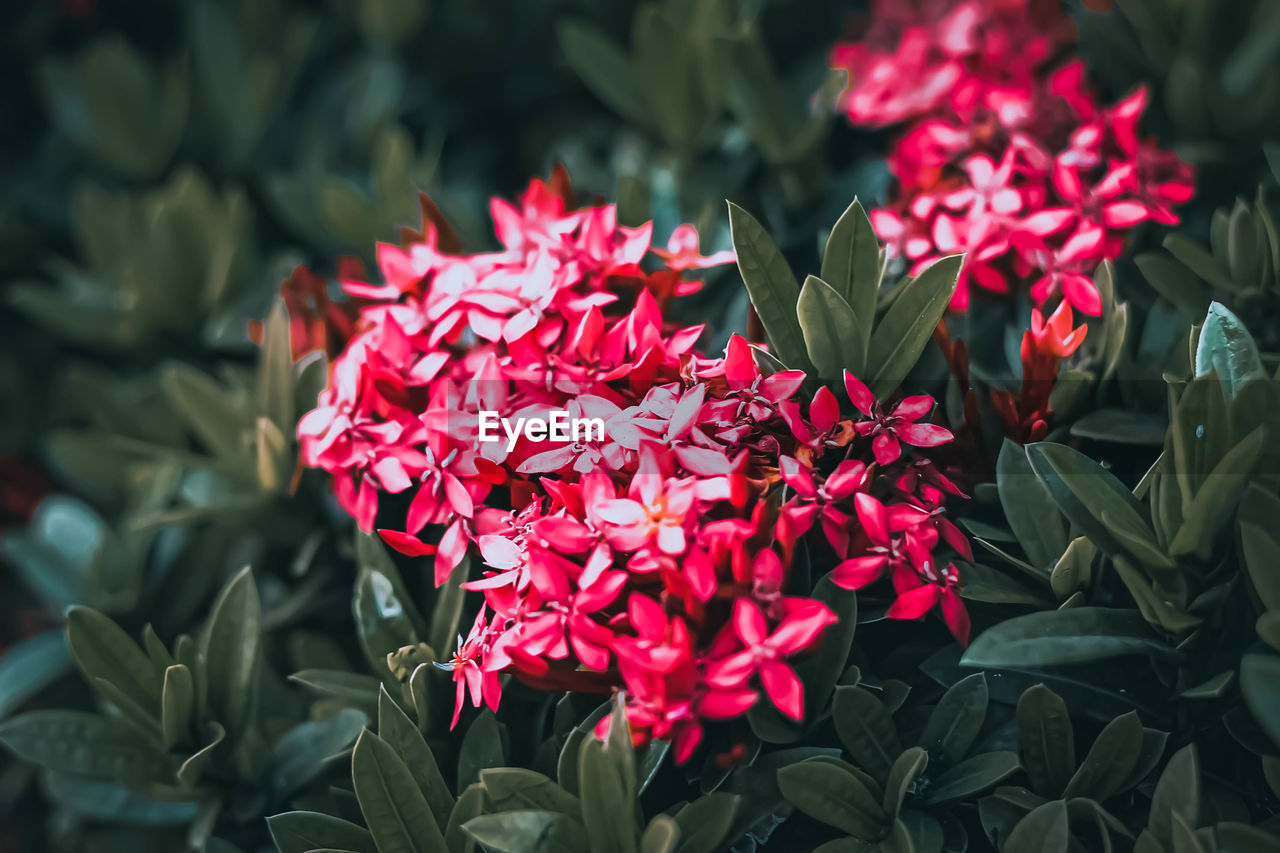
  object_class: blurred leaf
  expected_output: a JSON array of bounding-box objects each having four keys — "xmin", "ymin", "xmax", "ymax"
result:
[
  {"xmin": 1003, "ymin": 800, "xmax": 1068, "ymax": 853},
  {"xmin": 270, "ymin": 707, "xmax": 367, "ymax": 797},
  {"xmin": 0, "ymin": 711, "xmax": 168, "ymax": 785},
  {"xmin": 1241, "ymin": 654, "xmax": 1280, "ymax": 748},
  {"xmin": 557, "ymin": 20, "xmax": 649, "ymax": 127},
  {"xmin": 266, "ymin": 811, "xmax": 377, "ymax": 853},
  {"xmin": 962, "ymin": 607, "xmax": 1180, "ymax": 668},
  {"xmin": 0, "ymin": 631, "xmax": 73, "ymax": 719},
  {"xmin": 201, "ymin": 567, "xmax": 261, "ymax": 742},
  {"xmin": 673, "ymin": 793, "xmax": 739, "ymax": 853}
]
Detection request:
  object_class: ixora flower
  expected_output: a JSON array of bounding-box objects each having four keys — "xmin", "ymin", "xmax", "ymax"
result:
[
  {"xmin": 831, "ymin": 1, "xmax": 1194, "ymax": 314},
  {"xmin": 291, "ymin": 167, "xmax": 972, "ymax": 761}
]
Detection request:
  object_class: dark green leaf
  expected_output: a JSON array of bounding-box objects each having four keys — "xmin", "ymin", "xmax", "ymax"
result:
[
  {"xmin": 1062, "ymin": 711, "xmax": 1142, "ymax": 801},
  {"xmin": 1241, "ymin": 654, "xmax": 1280, "ymax": 748},
  {"xmin": 777, "ymin": 760, "xmax": 890, "ymax": 841},
  {"xmin": 266, "ymin": 811, "xmax": 377, "ymax": 853},
  {"xmin": 270, "ymin": 707, "xmax": 368, "ymax": 797},
  {"xmin": 379, "ymin": 686, "xmax": 454, "ymax": 828},
  {"xmin": 160, "ymin": 664, "xmax": 194, "ymax": 750},
  {"xmin": 479, "ymin": 768, "xmax": 579, "ymax": 818},
  {"xmin": 865, "ymin": 255, "xmax": 962, "ymax": 398},
  {"xmin": 963, "ymin": 607, "xmax": 1180, "ymax": 668},
  {"xmin": 0, "ymin": 710, "xmax": 167, "ymax": 785},
  {"xmin": 673, "ymin": 793, "xmax": 739, "ymax": 853},
  {"xmin": 462, "ymin": 810, "xmax": 588, "ymax": 853},
  {"xmin": 1146, "ymin": 745, "xmax": 1200, "ymax": 848},
  {"xmin": 458, "ymin": 710, "xmax": 505, "ymax": 791},
  {"xmin": 1195, "ymin": 302, "xmax": 1264, "ymax": 398},
  {"xmin": 1003, "ymin": 800, "xmax": 1068, "ymax": 853},
  {"xmin": 927, "ymin": 751, "xmax": 1020, "ymax": 804},
  {"xmin": 997, "ymin": 439, "xmax": 1067, "ymax": 569},
  {"xmin": 833, "ymin": 685, "xmax": 901, "ymax": 785},
  {"xmin": 640, "ymin": 815, "xmax": 680, "ymax": 853},
  {"xmin": 429, "ymin": 556, "xmax": 470, "ymax": 671},
  {"xmin": 0, "ymin": 630, "xmax": 73, "ymax": 719},
  {"xmin": 820, "ymin": 199, "xmax": 879, "ymax": 336},
  {"xmin": 726, "ymin": 202, "xmax": 811, "ymax": 372},
  {"xmin": 1016, "ymin": 685, "xmax": 1075, "ymax": 799},
  {"xmin": 351, "ymin": 729, "xmax": 446, "ymax": 853},
  {"xmin": 66, "ymin": 606, "xmax": 162, "ymax": 710},
  {"xmin": 917, "ymin": 673, "xmax": 987, "ymax": 764},
  {"xmin": 201, "ymin": 567, "xmax": 260, "ymax": 741},
  {"xmin": 883, "ymin": 747, "xmax": 926, "ymax": 818},
  {"xmin": 797, "ymin": 275, "xmax": 865, "ymax": 378},
  {"xmin": 445, "ymin": 783, "xmax": 486, "ymax": 853}
]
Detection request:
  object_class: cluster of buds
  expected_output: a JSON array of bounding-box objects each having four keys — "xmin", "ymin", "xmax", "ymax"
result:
[
  {"xmin": 831, "ymin": 0, "xmax": 1194, "ymax": 314},
  {"xmin": 293, "ymin": 169, "xmax": 970, "ymax": 761}
]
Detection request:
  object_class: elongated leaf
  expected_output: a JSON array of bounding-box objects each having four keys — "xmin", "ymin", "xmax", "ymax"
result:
[
  {"xmin": 1016, "ymin": 685, "xmax": 1075, "ymax": 799},
  {"xmin": 201, "ymin": 567, "xmax": 260, "ymax": 741},
  {"xmin": 578, "ymin": 730, "xmax": 636, "ymax": 853},
  {"xmin": 820, "ymin": 198, "xmax": 880, "ymax": 331},
  {"xmin": 917, "ymin": 673, "xmax": 987, "ymax": 764},
  {"xmin": 673, "ymin": 793, "xmax": 739, "ymax": 853},
  {"xmin": 727, "ymin": 202, "xmax": 810, "ymax": 371},
  {"xmin": 1241, "ymin": 654, "xmax": 1280, "ymax": 749},
  {"xmin": 883, "ymin": 747, "xmax": 926, "ymax": 817},
  {"xmin": 266, "ymin": 811, "xmax": 377, "ymax": 853},
  {"xmin": 962, "ymin": 607, "xmax": 1181, "ymax": 668},
  {"xmin": 778, "ymin": 760, "xmax": 890, "ymax": 840},
  {"xmin": 865, "ymin": 255, "xmax": 962, "ymax": 398},
  {"xmin": 997, "ymin": 439, "xmax": 1066, "ymax": 569},
  {"xmin": 66, "ymin": 606, "xmax": 162, "ymax": 710},
  {"xmin": 927, "ymin": 751, "xmax": 1020, "ymax": 804},
  {"xmin": 160, "ymin": 664, "xmax": 194, "ymax": 750},
  {"xmin": 462, "ymin": 810, "xmax": 588, "ymax": 853},
  {"xmin": 270, "ymin": 707, "xmax": 368, "ymax": 797},
  {"xmin": 458, "ymin": 709, "xmax": 505, "ymax": 791},
  {"xmin": 446, "ymin": 783, "xmax": 486, "ymax": 853},
  {"xmin": 480, "ymin": 768, "xmax": 580, "ymax": 817},
  {"xmin": 833, "ymin": 685, "xmax": 900, "ymax": 784},
  {"xmin": 0, "ymin": 710, "xmax": 167, "ymax": 785},
  {"xmin": 429, "ymin": 556, "xmax": 470, "ymax": 670},
  {"xmin": 1195, "ymin": 302, "xmax": 1264, "ymax": 398},
  {"xmin": 640, "ymin": 815, "xmax": 680, "ymax": 853},
  {"xmin": 1146, "ymin": 745, "xmax": 1200, "ymax": 848},
  {"xmin": 351, "ymin": 730, "xmax": 446, "ymax": 853},
  {"xmin": 797, "ymin": 275, "xmax": 865, "ymax": 378},
  {"xmin": 379, "ymin": 686, "xmax": 454, "ymax": 828},
  {"xmin": 1063, "ymin": 711, "xmax": 1142, "ymax": 801}
]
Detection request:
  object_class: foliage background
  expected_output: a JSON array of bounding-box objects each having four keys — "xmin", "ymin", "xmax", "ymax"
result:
[{"xmin": 2, "ymin": 1, "xmax": 1279, "ymax": 852}]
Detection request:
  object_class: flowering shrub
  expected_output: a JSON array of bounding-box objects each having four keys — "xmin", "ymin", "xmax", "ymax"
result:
[
  {"xmin": 295, "ymin": 170, "xmax": 971, "ymax": 757},
  {"xmin": 832, "ymin": 0, "xmax": 1195, "ymax": 314}
]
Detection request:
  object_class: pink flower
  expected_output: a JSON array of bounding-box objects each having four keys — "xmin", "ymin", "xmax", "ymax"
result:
[{"xmin": 844, "ymin": 372, "xmax": 953, "ymax": 464}]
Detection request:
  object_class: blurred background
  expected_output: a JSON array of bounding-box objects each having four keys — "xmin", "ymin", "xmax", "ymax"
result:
[{"xmin": 2, "ymin": 0, "xmax": 1279, "ymax": 850}]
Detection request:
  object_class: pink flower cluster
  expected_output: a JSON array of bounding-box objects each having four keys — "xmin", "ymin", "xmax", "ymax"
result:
[
  {"xmin": 295, "ymin": 170, "xmax": 970, "ymax": 761},
  {"xmin": 831, "ymin": 0, "xmax": 1194, "ymax": 314}
]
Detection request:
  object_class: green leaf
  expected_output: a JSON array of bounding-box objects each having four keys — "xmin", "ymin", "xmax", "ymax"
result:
[
  {"xmin": 1062, "ymin": 711, "xmax": 1142, "ymax": 801},
  {"xmin": 462, "ymin": 810, "xmax": 588, "ymax": 853},
  {"xmin": 479, "ymin": 768, "xmax": 580, "ymax": 818},
  {"xmin": 266, "ymin": 811, "xmax": 377, "ymax": 853},
  {"xmin": 1240, "ymin": 485, "xmax": 1280, "ymax": 610},
  {"xmin": 797, "ymin": 275, "xmax": 865, "ymax": 379},
  {"xmin": 0, "ymin": 630, "xmax": 73, "ymax": 719},
  {"xmin": 673, "ymin": 793, "xmax": 739, "ymax": 853},
  {"xmin": 1004, "ymin": 800, "xmax": 1068, "ymax": 853},
  {"xmin": 270, "ymin": 707, "xmax": 368, "ymax": 797},
  {"xmin": 379, "ymin": 686, "xmax": 455, "ymax": 829},
  {"xmin": 1146, "ymin": 745, "xmax": 1200, "ymax": 848},
  {"xmin": 865, "ymin": 255, "xmax": 962, "ymax": 398},
  {"xmin": 1016, "ymin": 685, "xmax": 1075, "ymax": 799},
  {"xmin": 634, "ymin": 6, "xmax": 698, "ymax": 147},
  {"xmin": 351, "ymin": 729, "xmax": 447, "ymax": 853},
  {"xmin": 820, "ymin": 199, "xmax": 881, "ymax": 334},
  {"xmin": 833, "ymin": 685, "xmax": 901, "ymax": 785},
  {"xmin": 640, "ymin": 815, "xmax": 680, "ymax": 853},
  {"xmin": 926, "ymin": 751, "xmax": 1020, "ymax": 804},
  {"xmin": 1135, "ymin": 252, "xmax": 1211, "ymax": 320},
  {"xmin": 66, "ymin": 606, "xmax": 163, "ymax": 711},
  {"xmin": 557, "ymin": 20, "xmax": 649, "ymax": 127},
  {"xmin": 429, "ymin": 556, "xmax": 470, "ymax": 671},
  {"xmin": 997, "ymin": 439, "xmax": 1067, "ymax": 569},
  {"xmin": 159, "ymin": 363, "xmax": 247, "ymax": 460},
  {"xmin": 289, "ymin": 669, "xmax": 382, "ymax": 706},
  {"xmin": 917, "ymin": 673, "xmax": 987, "ymax": 764},
  {"xmin": 1163, "ymin": 233, "xmax": 1237, "ymax": 292},
  {"xmin": 778, "ymin": 760, "xmax": 890, "ymax": 841},
  {"xmin": 201, "ymin": 567, "xmax": 260, "ymax": 741},
  {"xmin": 160, "ymin": 664, "xmax": 194, "ymax": 750},
  {"xmin": 1025, "ymin": 442, "xmax": 1169, "ymax": 568},
  {"xmin": 445, "ymin": 783, "xmax": 486, "ymax": 853},
  {"xmin": 1168, "ymin": 425, "xmax": 1264, "ymax": 561},
  {"xmin": 963, "ymin": 607, "xmax": 1181, "ymax": 668},
  {"xmin": 1195, "ymin": 302, "xmax": 1264, "ymax": 398},
  {"xmin": 458, "ymin": 709, "xmax": 505, "ymax": 791},
  {"xmin": 42, "ymin": 770, "xmax": 198, "ymax": 825},
  {"xmin": 1241, "ymin": 654, "xmax": 1280, "ymax": 749},
  {"xmin": 176, "ymin": 720, "xmax": 224, "ymax": 787},
  {"xmin": 883, "ymin": 747, "xmax": 926, "ymax": 818},
  {"xmin": 0, "ymin": 710, "xmax": 168, "ymax": 785},
  {"xmin": 726, "ymin": 202, "xmax": 811, "ymax": 372},
  {"xmin": 578, "ymin": 713, "xmax": 636, "ymax": 853}
]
